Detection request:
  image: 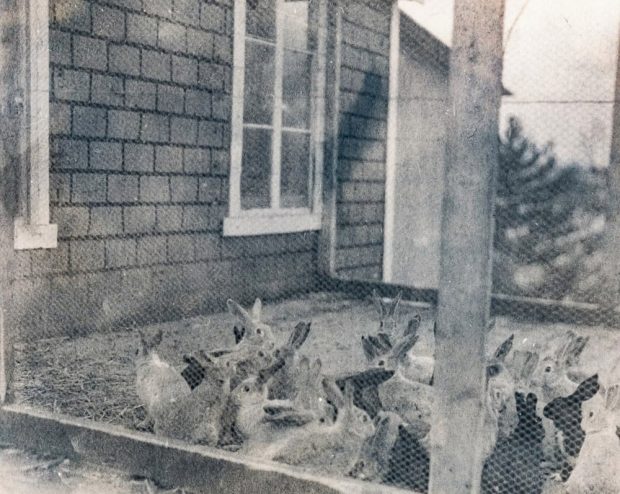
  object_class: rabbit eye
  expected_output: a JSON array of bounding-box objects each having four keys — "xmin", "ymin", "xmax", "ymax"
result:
[
  {"xmin": 258, "ymin": 351, "xmax": 265, "ymax": 357},
  {"xmin": 378, "ymin": 360, "xmax": 385, "ymax": 367},
  {"xmin": 589, "ymin": 411, "xmax": 594, "ymax": 418},
  {"xmin": 545, "ymin": 366, "xmax": 552, "ymax": 373},
  {"xmin": 319, "ymin": 418, "xmax": 325, "ymax": 423},
  {"xmin": 256, "ymin": 329, "xmax": 262, "ymax": 335},
  {"xmin": 244, "ymin": 385, "xmax": 250, "ymax": 392}
]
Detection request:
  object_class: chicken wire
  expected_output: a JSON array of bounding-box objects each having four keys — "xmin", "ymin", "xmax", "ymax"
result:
[{"xmin": 4, "ymin": 0, "xmax": 620, "ymax": 493}]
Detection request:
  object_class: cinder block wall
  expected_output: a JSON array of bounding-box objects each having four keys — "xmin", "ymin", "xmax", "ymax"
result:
[
  {"xmin": 335, "ymin": 0, "xmax": 390, "ymax": 281},
  {"xmin": 10, "ymin": 0, "xmax": 318, "ymax": 338}
]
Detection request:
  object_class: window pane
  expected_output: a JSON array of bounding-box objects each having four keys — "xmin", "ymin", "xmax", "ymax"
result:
[
  {"xmin": 241, "ymin": 128, "xmax": 272, "ymax": 209},
  {"xmin": 246, "ymin": 0, "xmax": 276, "ymax": 41},
  {"xmin": 282, "ymin": 1, "xmax": 309, "ymax": 51},
  {"xmin": 244, "ymin": 41, "xmax": 275, "ymax": 125},
  {"xmin": 281, "ymin": 131, "xmax": 311, "ymax": 208},
  {"xmin": 282, "ymin": 50, "xmax": 312, "ymax": 128}
]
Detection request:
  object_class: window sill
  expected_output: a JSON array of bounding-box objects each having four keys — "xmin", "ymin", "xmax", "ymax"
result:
[
  {"xmin": 14, "ymin": 218, "xmax": 58, "ymax": 250},
  {"xmin": 223, "ymin": 213, "xmax": 321, "ymax": 237}
]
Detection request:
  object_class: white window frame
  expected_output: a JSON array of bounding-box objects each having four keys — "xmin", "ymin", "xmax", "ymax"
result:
[
  {"xmin": 224, "ymin": 0, "xmax": 327, "ymax": 237},
  {"xmin": 14, "ymin": 0, "xmax": 57, "ymax": 250}
]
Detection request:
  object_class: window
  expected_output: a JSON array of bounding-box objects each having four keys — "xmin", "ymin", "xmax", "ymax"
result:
[
  {"xmin": 224, "ymin": 0, "xmax": 326, "ymax": 236},
  {"xmin": 14, "ymin": 0, "xmax": 57, "ymax": 250}
]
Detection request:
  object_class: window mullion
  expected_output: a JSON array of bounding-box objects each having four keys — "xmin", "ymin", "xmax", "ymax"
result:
[{"xmin": 271, "ymin": 0, "xmax": 285, "ymax": 210}]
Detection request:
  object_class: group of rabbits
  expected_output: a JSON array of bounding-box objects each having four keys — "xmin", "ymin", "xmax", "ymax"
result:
[{"xmin": 134, "ymin": 292, "xmax": 620, "ymax": 494}]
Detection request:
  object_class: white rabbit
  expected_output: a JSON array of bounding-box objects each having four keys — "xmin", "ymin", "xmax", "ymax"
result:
[
  {"xmin": 565, "ymin": 383, "xmax": 620, "ymax": 494},
  {"xmin": 134, "ymin": 329, "xmax": 191, "ymax": 432}
]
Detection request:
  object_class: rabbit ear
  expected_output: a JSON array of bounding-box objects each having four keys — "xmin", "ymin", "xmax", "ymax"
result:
[
  {"xmin": 154, "ymin": 329, "xmax": 163, "ymax": 346},
  {"xmin": 227, "ymin": 299, "xmax": 254, "ymax": 326},
  {"xmin": 386, "ymin": 291, "xmax": 402, "ymax": 316},
  {"xmin": 298, "ymin": 355, "xmax": 310, "ymax": 375},
  {"xmin": 343, "ymin": 381, "xmax": 356, "ymax": 409},
  {"xmin": 289, "ymin": 322, "xmax": 311, "ymax": 350},
  {"xmin": 311, "ymin": 358, "xmax": 322, "ymax": 378},
  {"xmin": 252, "ymin": 298, "xmax": 262, "ymax": 320},
  {"xmin": 372, "ymin": 289, "xmax": 384, "ymax": 317},
  {"xmin": 322, "ymin": 377, "xmax": 346, "ymax": 409},
  {"xmin": 494, "ymin": 334, "xmax": 514, "ymax": 361},
  {"xmin": 361, "ymin": 336, "xmax": 376, "ymax": 361},
  {"xmin": 404, "ymin": 315, "xmax": 421, "ymax": 337},
  {"xmin": 574, "ymin": 374, "xmax": 600, "ymax": 401},
  {"xmin": 565, "ymin": 335, "xmax": 589, "ymax": 367},
  {"xmin": 393, "ymin": 333, "xmax": 419, "ymax": 363},
  {"xmin": 556, "ymin": 331, "xmax": 577, "ymax": 364},
  {"xmin": 605, "ymin": 384, "xmax": 620, "ymax": 411}
]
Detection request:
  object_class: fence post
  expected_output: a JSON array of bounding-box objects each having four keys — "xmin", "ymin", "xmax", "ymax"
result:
[
  {"xmin": 0, "ymin": 0, "xmax": 22, "ymax": 403},
  {"xmin": 428, "ymin": 0, "xmax": 505, "ymax": 492}
]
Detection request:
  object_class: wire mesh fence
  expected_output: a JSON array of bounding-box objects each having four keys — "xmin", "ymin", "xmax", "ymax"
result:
[{"xmin": 3, "ymin": 0, "xmax": 620, "ymax": 493}]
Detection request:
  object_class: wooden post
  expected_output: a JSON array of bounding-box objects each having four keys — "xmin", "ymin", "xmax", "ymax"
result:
[
  {"xmin": 0, "ymin": 0, "xmax": 22, "ymax": 403},
  {"xmin": 318, "ymin": 0, "xmax": 341, "ymax": 277},
  {"xmin": 429, "ymin": 0, "xmax": 505, "ymax": 493},
  {"xmin": 597, "ymin": 24, "xmax": 620, "ymax": 309}
]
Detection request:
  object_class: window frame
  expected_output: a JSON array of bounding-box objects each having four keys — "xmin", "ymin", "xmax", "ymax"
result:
[
  {"xmin": 224, "ymin": 0, "xmax": 327, "ymax": 237},
  {"xmin": 14, "ymin": 0, "xmax": 57, "ymax": 250}
]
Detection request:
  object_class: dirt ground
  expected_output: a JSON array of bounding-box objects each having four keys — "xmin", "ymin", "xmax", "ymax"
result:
[
  {"xmin": 8, "ymin": 291, "xmax": 620, "ymax": 493},
  {"xmin": 0, "ymin": 446, "xmax": 191, "ymax": 494}
]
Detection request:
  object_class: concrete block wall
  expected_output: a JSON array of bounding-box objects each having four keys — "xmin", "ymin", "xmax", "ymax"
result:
[
  {"xmin": 335, "ymin": 0, "xmax": 390, "ymax": 281},
  {"xmin": 10, "ymin": 0, "xmax": 318, "ymax": 339}
]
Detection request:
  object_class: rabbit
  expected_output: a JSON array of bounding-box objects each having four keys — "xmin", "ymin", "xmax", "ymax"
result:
[
  {"xmin": 481, "ymin": 392, "xmax": 546, "ymax": 494},
  {"xmin": 348, "ymin": 411, "xmax": 403, "ymax": 482},
  {"xmin": 266, "ymin": 321, "xmax": 312, "ymax": 400},
  {"xmin": 335, "ymin": 367, "xmax": 395, "ymax": 419},
  {"xmin": 371, "ymin": 289, "xmax": 402, "ymax": 339},
  {"xmin": 384, "ymin": 421, "xmax": 431, "ymax": 493},
  {"xmin": 565, "ymin": 383, "xmax": 620, "ymax": 494},
  {"xmin": 134, "ymin": 328, "xmax": 192, "ymax": 431},
  {"xmin": 373, "ymin": 324, "xmax": 434, "ymax": 427},
  {"xmin": 543, "ymin": 373, "xmax": 600, "ymax": 482},
  {"xmin": 364, "ymin": 316, "xmax": 434, "ymax": 385},
  {"xmin": 227, "ymin": 298, "xmax": 275, "ymax": 349},
  {"xmin": 532, "ymin": 330, "xmax": 590, "ymax": 404},
  {"xmin": 479, "ymin": 334, "xmax": 520, "ymax": 464},
  {"xmin": 268, "ymin": 380, "xmax": 375, "ymax": 476}
]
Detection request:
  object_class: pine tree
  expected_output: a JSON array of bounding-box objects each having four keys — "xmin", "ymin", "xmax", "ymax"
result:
[{"xmin": 493, "ymin": 117, "xmax": 607, "ymax": 300}]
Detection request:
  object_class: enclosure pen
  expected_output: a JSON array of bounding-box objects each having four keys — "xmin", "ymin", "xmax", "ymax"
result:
[{"xmin": 3, "ymin": 0, "xmax": 620, "ymax": 493}]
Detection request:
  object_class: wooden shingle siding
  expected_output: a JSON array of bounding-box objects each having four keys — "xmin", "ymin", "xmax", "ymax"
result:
[
  {"xmin": 9, "ymin": 0, "xmax": 318, "ymax": 338},
  {"xmin": 335, "ymin": 0, "xmax": 391, "ymax": 280}
]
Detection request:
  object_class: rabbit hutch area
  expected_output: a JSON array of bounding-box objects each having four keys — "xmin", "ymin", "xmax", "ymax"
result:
[{"xmin": 7, "ymin": 289, "xmax": 620, "ymax": 494}]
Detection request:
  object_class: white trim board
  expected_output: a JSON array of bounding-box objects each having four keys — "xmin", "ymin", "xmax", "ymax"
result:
[
  {"xmin": 382, "ymin": 2, "xmax": 401, "ymax": 283},
  {"xmin": 14, "ymin": 0, "xmax": 57, "ymax": 250}
]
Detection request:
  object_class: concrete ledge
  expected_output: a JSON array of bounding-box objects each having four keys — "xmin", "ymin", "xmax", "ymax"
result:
[{"xmin": 0, "ymin": 404, "xmax": 410, "ymax": 494}]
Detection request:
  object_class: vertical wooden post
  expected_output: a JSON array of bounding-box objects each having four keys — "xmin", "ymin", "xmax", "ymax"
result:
[
  {"xmin": 598, "ymin": 25, "xmax": 620, "ymax": 309},
  {"xmin": 318, "ymin": 0, "xmax": 341, "ymax": 277},
  {"xmin": 429, "ymin": 0, "xmax": 505, "ymax": 493},
  {"xmin": 0, "ymin": 0, "xmax": 22, "ymax": 403}
]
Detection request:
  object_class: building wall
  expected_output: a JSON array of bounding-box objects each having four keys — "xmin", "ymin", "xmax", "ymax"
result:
[
  {"xmin": 390, "ymin": 39, "xmax": 449, "ymax": 289},
  {"xmin": 9, "ymin": 0, "xmax": 319, "ymax": 339},
  {"xmin": 335, "ymin": 0, "xmax": 391, "ymax": 281}
]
